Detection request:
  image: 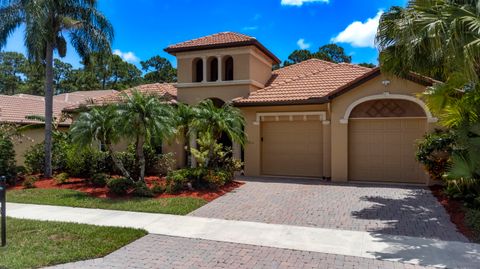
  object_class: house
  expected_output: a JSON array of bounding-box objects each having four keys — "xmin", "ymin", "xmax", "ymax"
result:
[
  {"xmin": 0, "ymin": 90, "xmax": 117, "ymax": 165},
  {"xmin": 69, "ymin": 32, "xmax": 438, "ymax": 185}
]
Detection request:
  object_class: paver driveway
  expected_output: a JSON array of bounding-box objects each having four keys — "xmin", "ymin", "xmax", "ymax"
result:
[{"xmin": 190, "ymin": 177, "xmax": 467, "ymax": 242}]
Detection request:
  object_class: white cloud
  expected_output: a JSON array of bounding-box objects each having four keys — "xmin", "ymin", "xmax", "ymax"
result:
[
  {"xmin": 296, "ymin": 38, "xmax": 311, "ymax": 50},
  {"xmin": 242, "ymin": 26, "xmax": 259, "ymax": 31},
  {"xmin": 113, "ymin": 49, "xmax": 139, "ymax": 63},
  {"xmin": 281, "ymin": 0, "xmax": 329, "ymax": 6},
  {"xmin": 331, "ymin": 11, "xmax": 383, "ymax": 48}
]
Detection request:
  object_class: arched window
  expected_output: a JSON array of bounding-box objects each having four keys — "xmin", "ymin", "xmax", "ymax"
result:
[
  {"xmin": 192, "ymin": 58, "xmax": 203, "ymax": 82},
  {"xmin": 224, "ymin": 56, "xmax": 234, "ymax": 81},
  {"xmin": 208, "ymin": 57, "xmax": 218, "ymax": 82}
]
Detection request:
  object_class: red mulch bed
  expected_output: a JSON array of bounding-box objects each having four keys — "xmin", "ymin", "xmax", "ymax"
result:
[
  {"xmin": 430, "ymin": 185, "xmax": 475, "ymax": 241},
  {"xmin": 10, "ymin": 176, "xmax": 244, "ymax": 202}
]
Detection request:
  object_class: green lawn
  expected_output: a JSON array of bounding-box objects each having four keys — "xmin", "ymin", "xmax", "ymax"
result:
[
  {"xmin": 7, "ymin": 189, "xmax": 207, "ymax": 215},
  {"xmin": 0, "ymin": 217, "xmax": 146, "ymax": 269}
]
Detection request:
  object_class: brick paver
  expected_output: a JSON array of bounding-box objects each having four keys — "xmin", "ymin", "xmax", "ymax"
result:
[
  {"xmin": 48, "ymin": 234, "xmax": 437, "ymax": 269},
  {"xmin": 189, "ymin": 178, "xmax": 467, "ymax": 242}
]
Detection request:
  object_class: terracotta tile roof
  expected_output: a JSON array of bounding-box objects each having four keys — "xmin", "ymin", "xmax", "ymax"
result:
[
  {"xmin": 54, "ymin": 90, "xmax": 118, "ymax": 104},
  {"xmin": 234, "ymin": 59, "xmax": 373, "ymax": 105},
  {"xmin": 0, "ymin": 95, "xmax": 71, "ymax": 125},
  {"xmin": 164, "ymin": 32, "xmax": 281, "ymax": 64},
  {"xmin": 63, "ymin": 83, "xmax": 178, "ymax": 112}
]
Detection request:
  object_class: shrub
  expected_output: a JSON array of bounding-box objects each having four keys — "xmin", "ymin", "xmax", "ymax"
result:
[
  {"xmin": 24, "ymin": 139, "xmax": 68, "ymax": 174},
  {"xmin": 0, "ymin": 133, "xmax": 17, "ymax": 185},
  {"xmin": 53, "ymin": 172, "xmax": 69, "ymax": 185},
  {"xmin": 22, "ymin": 175, "xmax": 38, "ymax": 189},
  {"xmin": 151, "ymin": 152, "xmax": 176, "ymax": 176},
  {"xmin": 65, "ymin": 146, "xmax": 110, "ymax": 178},
  {"xmin": 132, "ymin": 181, "xmax": 154, "ymax": 198},
  {"xmin": 466, "ymin": 208, "xmax": 480, "ymax": 242},
  {"xmin": 151, "ymin": 181, "xmax": 165, "ymax": 195},
  {"xmin": 203, "ymin": 169, "xmax": 229, "ymax": 188},
  {"xmin": 165, "ymin": 169, "xmax": 192, "ymax": 193},
  {"xmin": 89, "ymin": 173, "xmax": 108, "ymax": 187},
  {"xmin": 107, "ymin": 177, "xmax": 134, "ymax": 195},
  {"xmin": 416, "ymin": 129, "xmax": 455, "ymax": 181}
]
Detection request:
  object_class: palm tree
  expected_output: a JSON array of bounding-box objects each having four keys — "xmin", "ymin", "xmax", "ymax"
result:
[
  {"xmin": 70, "ymin": 106, "xmax": 131, "ymax": 179},
  {"xmin": 0, "ymin": 0, "xmax": 114, "ymax": 177},
  {"xmin": 376, "ymin": 0, "xmax": 480, "ymax": 181},
  {"xmin": 117, "ymin": 90, "xmax": 177, "ymax": 182},
  {"xmin": 175, "ymin": 103, "xmax": 197, "ymax": 166},
  {"xmin": 192, "ymin": 99, "xmax": 246, "ymax": 167}
]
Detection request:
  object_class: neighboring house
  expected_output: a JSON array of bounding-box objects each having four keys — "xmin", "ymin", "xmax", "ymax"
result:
[
  {"xmin": 0, "ymin": 90, "xmax": 117, "ymax": 165},
  {"xmin": 69, "ymin": 32, "xmax": 438, "ymax": 185}
]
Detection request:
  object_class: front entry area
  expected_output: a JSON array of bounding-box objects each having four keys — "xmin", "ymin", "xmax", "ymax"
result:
[{"xmin": 261, "ymin": 120, "xmax": 323, "ymax": 178}]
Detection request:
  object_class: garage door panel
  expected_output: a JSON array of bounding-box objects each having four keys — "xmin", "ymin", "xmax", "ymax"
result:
[
  {"xmin": 262, "ymin": 121, "xmax": 323, "ymax": 178},
  {"xmin": 349, "ymin": 119, "xmax": 427, "ymax": 184}
]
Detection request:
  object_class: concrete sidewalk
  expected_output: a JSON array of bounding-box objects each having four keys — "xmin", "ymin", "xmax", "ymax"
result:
[{"xmin": 7, "ymin": 203, "xmax": 480, "ymax": 268}]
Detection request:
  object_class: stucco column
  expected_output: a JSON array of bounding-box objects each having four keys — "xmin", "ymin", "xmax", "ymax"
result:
[
  {"xmin": 217, "ymin": 55, "xmax": 222, "ymax": 82},
  {"xmin": 189, "ymin": 131, "xmax": 198, "ymax": 168},
  {"xmin": 202, "ymin": 56, "xmax": 207, "ymax": 83}
]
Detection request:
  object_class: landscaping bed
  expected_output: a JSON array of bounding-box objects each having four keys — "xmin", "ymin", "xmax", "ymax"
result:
[
  {"xmin": 7, "ymin": 176, "xmax": 243, "ymax": 215},
  {"xmin": 0, "ymin": 217, "xmax": 147, "ymax": 269},
  {"xmin": 430, "ymin": 185, "xmax": 480, "ymax": 242}
]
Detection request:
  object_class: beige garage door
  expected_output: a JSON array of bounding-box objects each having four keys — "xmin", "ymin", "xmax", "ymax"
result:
[
  {"xmin": 349, "ymin": 119, "xmax": 427, "ymax": 183},
  {"xmin": 261, "ymin": 121, "xmax": 323, "ymax": 177}
]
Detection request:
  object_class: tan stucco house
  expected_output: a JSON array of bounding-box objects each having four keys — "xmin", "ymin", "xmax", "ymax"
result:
[{"xmin": 71, "ymin": 32, "xmax": 438, "ymax": 185}]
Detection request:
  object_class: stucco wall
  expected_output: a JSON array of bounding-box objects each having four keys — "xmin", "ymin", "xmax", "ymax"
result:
[
  {"xmin": 177, "ymin": 84, "xmax": 257, "ymax": 105},
  {"xmin": 241, "ymin": 104, "xmax": 329, "ymax": 177},
  {"xmin": 329, "ymin": 74, "xmax": 434, "ymax": 183}
]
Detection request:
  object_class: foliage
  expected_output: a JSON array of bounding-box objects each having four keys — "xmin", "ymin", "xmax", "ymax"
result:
[
  {"xmin": 24, "ymin": 140, "xmax": 68, "ymax": 174},
  {"xmin": 1, "ymin": 217, "xmax": 147, "ymax": 269},
  {"xmin": 416, "ymin": 129, "xmax": 455, "ymax": 181},
  {"xmin": 140, "ymin": 55, "xmax": 177, "ymax": 83},
  {"xmin": 107, "ymin": 177, "xmax": 134, "ymax": 195},
  {"xmin": 65, "ymin": 146, "xmax": 111, "ymax": 178},
  {"xmin": 0, "ymin": 51, "xmax": 27, "ymax": 95},
  {"xmin": 0, "ymin": 129, "xmax": 17, "ymax": 184},
  {"xmin": 7, "ymin": 188, "xmax": 207, "ymax": 215},
  {"xmin": 166, "ymin": 169, "xmax": 193, "ymax": 193},
  {"xmin": 22, "ymin": 175, "xmax": 38, "ymax": 189},
  {"xmin": 151, "ymin": 181, "xmax": 165, "ymax": 195},
  {"xmin": 116, "ymin": 90, "xmax": 177, "ymax": 182},
  {"xmin": 283, "ymin": 44, "xmax": 352, "ymax": 66},
  {"xmin": 153, "ymin": 152, "xmax": 177, "ymax": 176},
  {"xmin": 89, "ymin": 173, "xmax": 108, "ymax": 187},
  {"xmin": 53, "ymin": 172, "xmax": 69, "ymax": 185},
  {"xmin": 132, "ymin": 181, "xmax": 154, "ymax": 198}
]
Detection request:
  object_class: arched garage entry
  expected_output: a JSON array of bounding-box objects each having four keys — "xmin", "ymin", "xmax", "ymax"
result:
[{"xmin": 345, "ymin": 94, "xmax": 435, "ymax": 184}]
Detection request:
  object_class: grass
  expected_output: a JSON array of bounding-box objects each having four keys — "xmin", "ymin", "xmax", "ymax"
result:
[
  {"xmin": 7, "ymin": 188, "xmax": 207, "ymax": 215},
  {"xmin": 465, "ymin": 208, "xmax": 480, "ymax": 243},
  {"xmin": 0, "ymin": 217, "xmax": 147, "ymax": 269}
]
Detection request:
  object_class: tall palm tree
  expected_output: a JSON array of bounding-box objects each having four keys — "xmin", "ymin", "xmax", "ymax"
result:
[
  {"xmin": 376, "ymin": 0, "xmax": 480, "ymax": 180},
  {"xmin": 192, "ymin": 99, "xmax": 246, "ymax": 167},
  {"xmin": 117, "ymin": 90, "xmax": 177, "ymax": 182},
  {"xmin": 70, "ymin": 105, "xmax": 131, "ymax": 179},
  {"xmin": 0, "ymin": 0, "xmax": 114, "ymax": 177}
]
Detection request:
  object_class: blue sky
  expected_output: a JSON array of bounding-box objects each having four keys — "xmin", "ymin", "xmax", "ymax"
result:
[{"xmin": 2, "ymin": 0, "xmax": 406, "ymax": 68}]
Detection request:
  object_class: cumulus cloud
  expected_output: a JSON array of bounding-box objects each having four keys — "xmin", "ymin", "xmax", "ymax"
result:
[
  {"xmin": 296, "ymin": 38, "xmax": 311, "ymax": 50},
  {"xmin": 281, "ymin": 0, "xmax": 329, "ymax": 6},
  {"xmin": 331, "ymin": 11, "xmax": 383, "ymax": 48},
  {"xmin": 113, "ymin": 49, "xmax": 139, "ymax": 63}
]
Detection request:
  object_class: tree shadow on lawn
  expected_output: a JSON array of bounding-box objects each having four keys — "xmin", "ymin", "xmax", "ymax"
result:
[{"xmin": 351, "ymin": 189, "xmax": 468, "ymax": 242}]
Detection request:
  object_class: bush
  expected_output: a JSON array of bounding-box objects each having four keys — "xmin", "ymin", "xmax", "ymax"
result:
[
  {"xmin": 203, "ymin": 169, "xmax": 229, "ymax": 188},
  {"xmin": 107, "ymin": 177, "xmax": 134, "ymax": 195},
  {"xmin": 151, "ymin": 181, "xmax": 165, "ymax": 195},
  {"xmin": 0, "ymin": 134, "xmax": 17, "ymax": 185},
  {"xmin": 466, "ymin": 208, "xmax": 480, "ymax": 242},
  {"xmin": 53, "ymin": 172, "xmax": 69, "ymax": 185},
  {"xmin": 165, "ymin": 169, "xmax": 192, "ymax": 193},
  {"xmin": 24, "ymin": 139, "xmax": 68, "ymax": 174},
  {"xmin": 132, "ymin": 181, "xmax": 154, "ymax": 197},
  {"xmin": 22, "ymin": 175, "xmax": 38, "ymax": 189},
  {"xmin": 416, "ymin": 129, "xmax": 455, "ymax": 181},
  {"xmin": 89, "ymin": 173, "xmax": 108, "ymax": 187},
  {"xmin": 65, "ymin": 147, "xmax": 110, "ymax": 178},
  {"xmin": 151, "ymin": 152, "xmax": 176, "ymax": 176}
]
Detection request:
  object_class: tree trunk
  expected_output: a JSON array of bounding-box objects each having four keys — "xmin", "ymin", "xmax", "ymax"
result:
[
  {"xmin": 106, "ymin": 144, "xmax": 131, "ymax": 180},
  {"xmin": 43, "ymin": 42, "xmax": 54, "ymax": 178},
  {"xmin": 136, "ymin": 135, "xmax": 146, "ymax": 182}
]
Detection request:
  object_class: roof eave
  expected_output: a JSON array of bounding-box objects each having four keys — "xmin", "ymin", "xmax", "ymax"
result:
[{"xmin": 233, "ymin": 97, "xmax": 329, "ymax": 107}]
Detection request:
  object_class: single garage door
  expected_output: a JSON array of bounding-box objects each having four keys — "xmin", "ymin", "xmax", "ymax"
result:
[
  {"xmin": 261, "ymin": 121, "xmax": 323, "ymax": 177},
  {"xmin": 349, "ymin": 118, "xmax": 427, "ymax": 183}
]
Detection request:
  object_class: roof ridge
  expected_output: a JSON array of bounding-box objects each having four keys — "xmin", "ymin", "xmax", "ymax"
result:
[{"xmin": 272, "ymin": 58, "xmax": 337, "ymax": 74}]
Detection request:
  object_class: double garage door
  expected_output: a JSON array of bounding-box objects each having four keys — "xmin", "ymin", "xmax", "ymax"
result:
[
  {"xmin": 261, "ymin": 121, "xmax": 323, "ymax": 178},
  {"xmin": 349, "ymin": 118, "xmax": 427, "ymax": 183},
  {"xmin": 260, "ymin": 117, "xmax": 427, "ymax": 183}
]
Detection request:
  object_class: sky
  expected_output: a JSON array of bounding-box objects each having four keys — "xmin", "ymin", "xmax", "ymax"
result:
[{"xmin": 2, "ymin": 0, "xmax": 407, "ymax": 69}]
